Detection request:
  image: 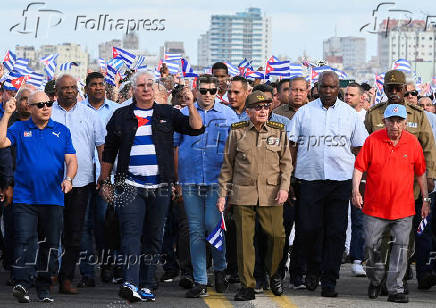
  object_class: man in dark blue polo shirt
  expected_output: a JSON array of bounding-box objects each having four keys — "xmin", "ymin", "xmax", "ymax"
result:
[{"xmin": 0, "ymin": 91, "xmax": 78, "ymax": 303}]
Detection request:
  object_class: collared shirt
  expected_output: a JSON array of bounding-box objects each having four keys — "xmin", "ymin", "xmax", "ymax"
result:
[
  {"xmin": 232, "ymin": 108, "xmax": 248, "ymax": 121},
  {"xmin": 51, "ymin": 102, "xmax": 106, "ymax": 187},
  {"xmin": 289, "ymin": 98, "xmax": 369, "ymax": 181},
  {"xmin": 236, "ymin": 110, "xmax": 290, "ymax": 136},
  {"xmin": 355, "ymin": 129, "xmax": 426, "ymax": 220},
  {"xmin": 6, "ymin": 119, "xmax": 76, "ymax": 206},
  {"xmin": 82, "ymin": 98, "xmax": 121, "ymax": 179},
  {"xmin": 174, "ymin": 102, "xmax": 239, "ymax": 185}
]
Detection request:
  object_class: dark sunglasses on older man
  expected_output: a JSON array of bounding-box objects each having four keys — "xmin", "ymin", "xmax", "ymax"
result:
[
  {"xmin": 252, "ymin": 103, "xmax": 271, "ymax": 111},
  {"xmin": 405, "ymin": 90, "xmax": 418, "ymax": 97},
  {"xmin": 199, "ymin": 88, "xmax": 217, "ymax": 95},
  {"xmin": 32, "ymin": 101, "xmax": 54, "ymax": 109}
]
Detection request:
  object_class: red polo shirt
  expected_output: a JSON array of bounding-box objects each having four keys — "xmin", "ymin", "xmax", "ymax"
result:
[{"xmin": 355, "ymin": 129, "xmax": 426, "ymax": 220}]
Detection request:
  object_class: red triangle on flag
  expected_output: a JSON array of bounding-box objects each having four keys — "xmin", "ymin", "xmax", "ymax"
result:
[
  {"xmin": 136, "ymin": 115, "xmax": 149, "ymax": 127},
  {"xmin": 11, "ymin": 76, "xmax": 25, "ymax": 90},
  {"xmin": 4, "ymin": 51, "xmax": 10, "ymax": 62},
  {"xmin": 112, "ymin": 47, "xmax": 119, "ymax": 59}
]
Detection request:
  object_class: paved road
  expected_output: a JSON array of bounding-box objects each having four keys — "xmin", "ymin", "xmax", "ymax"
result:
[{"xmin": 1, "ymin": 264, "xmax": 435, "ymax": 307}]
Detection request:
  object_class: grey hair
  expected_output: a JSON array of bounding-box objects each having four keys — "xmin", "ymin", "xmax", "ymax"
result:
[
  {"xmin": 405, "ymin": 79, "xmax": 415, "ymax": 87},
  {"xmin": 55, "ymin": 74, "xmax": 76, "ymax": 89},
  {"xmin": 28, "ymin": 90, "xmax": 49, "ymax": 104},
  {"xmin": 131, "ymin": 71, "xmax": 155, "ymax": 88},
  {"xmin": 15, "ymin": 87, "xmax": 32, "ymax": 103},
  {"xmin": 318, "ymin": 71, "xmax": 339, "ymax": 88}
]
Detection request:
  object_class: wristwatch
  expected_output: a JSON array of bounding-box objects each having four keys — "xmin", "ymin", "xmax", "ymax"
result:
[
  {"xmin": 423, "ymin": 197, "xmax": 431, "ymax": 203},
  {"xmin": 64, "ymin": 177, "xmax": 73, "ymax": 182}
]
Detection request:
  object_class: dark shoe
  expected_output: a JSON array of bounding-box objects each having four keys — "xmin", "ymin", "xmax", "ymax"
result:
[
  {"xmin": 321, "ymin": 287, "xmax": 338, "ymax": 297},
  {"xmin": 270, "ymin": 274, "xmax": 283, "ymax": 296},
  {"xmin": 37, "ymin": 288, "xmax": 54, "ymax": 303},
  {"xmin": 403, "ymin": 280, "xmax": 409, "ymax": 295},
  {"xmin": 100, "ymin": 266, "xmax": 113, "ymax": 283},
  {"xmin": 305, "ymin": 274, "xmax": 320, "ymax": 291},
  {"xmin": 387, "ymin": 292, "xmax": 409, "ymax": 303},
  {"xmin": 418, "ymin": 272, "xmax": 436, "ymax": 290},
  {"xmin": 77, "ymin": 276, "xmax": 96, "ymax": 288},
  {"xmin": 179, "ymin": 274, "xmax": 194, "ymax": 289},
  {"xmin": 112, "ymin": 266, "xmax": 123, "ymax": 284},
  {"xmin": 214, "ymin": 270, "xmax": 228, "ymax": 293},
  {"xmin": 227, "ymin": 272, "xmax": 240, "ymax": 284},
  {"xmin": 185, "ymin": 283, "xmax": 208, "ymax": 298},
  {"xmin": 13, "ymin": 284, "xmax": 30, "ymax": 303},
  {"xmin": 380, "ymin": 281, "xmax": 388, "ymax": 296},
  {"xmin": 368, "ymin": 283, "xmax": 381, "ymax": 299},
  {"xmin": 254, "ymin": 280, "xmax": 265, "ymax": 294},
  {"xmin": 234, "ymin": 287, "xmax": 255, "ymax": 301},
  {"xmin": 59, "ymin": 279, "xmax": 79, "ymax": 294},
  {"xmin": 160, "ymin": 271, "xmax": 179, "ymax": 283}
]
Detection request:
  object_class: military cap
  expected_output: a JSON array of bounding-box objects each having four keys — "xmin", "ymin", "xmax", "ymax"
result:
[
  {"xmin": 384, "ymin": 70, "xmax": 406, "ymax": 85},
  {"xmin": 245, "ymin": 90, "xmax": 272, "ymax": 107}
]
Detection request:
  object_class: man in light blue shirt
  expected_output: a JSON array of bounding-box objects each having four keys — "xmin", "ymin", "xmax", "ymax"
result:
[
  {"xmin": 288, "ymin": 71, "xmax": 368, "ymax": 297},
  {"xmin": 174, "ymin": 75, "xmax": 238, "ymax": 298},
  {"xmin": 79, "ymin": 72, "xmax": 121, "ymax": 286},
  {"xmin": 50, "ymin": 74, "xmax": 106, "ymax": 294}
]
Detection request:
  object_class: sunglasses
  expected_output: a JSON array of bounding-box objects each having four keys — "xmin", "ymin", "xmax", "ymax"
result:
[
  {"xmin": 199, "ymin": 88, "xmax": 217, "ymax": 95},
  {"xmin": 251, "ymin": 103, "xmax": 271, "ymax": 111},
  {"xmin": 405, "ymin": 90, "xmax": 418, "ymax": 97},
  {"xmin": 31, "ymin": 101, "xmax": 54, "ymax": 109}
]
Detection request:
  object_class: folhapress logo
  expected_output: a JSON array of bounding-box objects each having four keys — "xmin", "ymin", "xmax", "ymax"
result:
[{"xmin": 9, "ymin": 2, "xmax": 63, "ymax": 38}]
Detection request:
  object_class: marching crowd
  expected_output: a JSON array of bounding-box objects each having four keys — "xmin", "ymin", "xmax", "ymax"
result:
[{"xmin": 0, "ymin": 61, "xmax": 436, "ymax": 305}]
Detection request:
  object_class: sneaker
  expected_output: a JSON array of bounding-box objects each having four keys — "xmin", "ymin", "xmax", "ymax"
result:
[
  {"xmin": 214, "ymin": 270, "xmax": 228, "ymax": 293},
  {"xmin": 179, "ymin": 274, "xmax": 194, "ymax": 289},
  {"xmin": 160, "ymin": 271, "xmax": 179, "ymax": 283},
  {"xmin": 387, "ymin": 292, "xmax": 409, "ymax": 303},
  {"xmin": 292, "ymin": 280, "xmax": 306, "ymax": 290},
  {"xmin": 37, "ymin": 288, "xmax": 54, "ymax": 303},
  {"xmin": 118, "ymin": 282, "xmax": 141, "ymax": 303},
  {"xmin": 185, "ymin": 283, "xmax": 208, "ymax": 298},
  {"xmin": 13, "ymin": 284, "xmax": 30, "ymax": 303},
  {"xmin": 351, "ymin": 260, "xmax": 366, "ymax": 277},
  {"xmin": 138, "ymin": 287, "xmax": 156, "ymax": 302},
  {"xmin": 254, "ymin": 280, "xmax": 264, "ymax": 294}
]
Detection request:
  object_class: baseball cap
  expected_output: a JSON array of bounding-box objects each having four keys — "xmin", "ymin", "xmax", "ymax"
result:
[
  {"xmin": 384, "ymin": 104, "xmax": 407, "ymax": 119},
  {"xmin": 384, "ymin": 70, "xmax": 406, "ymax": 85},
  {"xmin": 245, "ymin": 90, "xmax": 272, "ymax": 107}
]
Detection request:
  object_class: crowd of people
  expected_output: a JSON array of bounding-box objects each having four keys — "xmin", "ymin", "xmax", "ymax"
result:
[{"xmin": 0, "ymin": 61, "xmax": 436, "ymax": 305}]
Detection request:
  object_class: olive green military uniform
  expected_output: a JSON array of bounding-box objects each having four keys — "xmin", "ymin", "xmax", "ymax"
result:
[
  {"xmin": 273, "ymin": 104, "xmax": 298, "ymax": 120},
  {"xmin": 218, "ymin": 120, "xmax": 292, "ymax": 288}
]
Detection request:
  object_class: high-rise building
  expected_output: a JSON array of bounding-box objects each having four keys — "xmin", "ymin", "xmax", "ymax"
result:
[
  {"xmin": 377, "ymin": 19, "xmax": 436, "ymax": 79},
  {"xmin": 15, "ymin": 46, "xmax": 38, "ymax": 69},
  {"xmin": 198, "ymin": 7, "xmax": 271, "ymax": 68},
  {"xmin": 98, "ymin": 39, "xmax": 122, "ymax": 61},
  {"xmin": 123, "ymin": 33, "xmax": 139, "ymax": 50},
  {"xmin": 323, "ymin": 36, "xmax": 366, "ymax": 69},
  {"xmin": 197, "ymin": 32, "xmax": 210, "ymax": 67}
]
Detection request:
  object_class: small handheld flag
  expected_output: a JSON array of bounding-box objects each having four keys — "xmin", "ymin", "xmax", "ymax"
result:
[
  {"xmin": 206, "ymin": 213, "xmax": 226, "ymax": 251},
  {"xmin": 417, "ymin": 217, "xmax": 428, "ymax": 236}
]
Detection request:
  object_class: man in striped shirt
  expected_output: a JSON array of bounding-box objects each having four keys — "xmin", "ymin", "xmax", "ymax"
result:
[{"xmin": 99, "ymin": 71, "xmax": 204, "ymax": 303}]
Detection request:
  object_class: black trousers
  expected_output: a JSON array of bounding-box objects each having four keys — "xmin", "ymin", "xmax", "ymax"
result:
[
  {"xmin": 297, "ymin": 179, "xmax": 350, "ymax": 289},
  {"xmin": 59, "ymin": 185, "xmax": 90, "ymax": 281},
  {"xmin": 225, "ymin": 206, "xmax": 238, "ymax": 276}
]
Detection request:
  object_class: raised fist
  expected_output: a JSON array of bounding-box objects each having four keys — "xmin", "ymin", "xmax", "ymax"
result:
[{"xmin": 4, "ymin": 97, "xmax": 16, "ymax": 114}]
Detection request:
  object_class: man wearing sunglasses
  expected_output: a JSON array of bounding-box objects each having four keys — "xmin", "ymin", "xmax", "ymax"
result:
[
  {"xmin": 0, "ymin": 91, "xmax": 77, "ymax": 303},
  {"xmin": 217, "ymin": 91, "xmax": 292, "ymax": 301},
  {"xmin": 365, "ymin": 70, "xmax": 436, "ymax": 292},
  {"xmin": 174, "ymin": 75, "xmax": 238, "ymax": 298}
]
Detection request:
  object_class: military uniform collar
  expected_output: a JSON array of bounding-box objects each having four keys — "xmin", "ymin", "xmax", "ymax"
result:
[{"xmin": 248, "ymin": 120, "xmax": 269, "ymax": 132}]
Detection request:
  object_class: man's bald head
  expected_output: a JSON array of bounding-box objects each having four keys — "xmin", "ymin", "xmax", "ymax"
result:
[{"xmin": 29, "ymin": 90, "xmax": 50, "ymax": 105}]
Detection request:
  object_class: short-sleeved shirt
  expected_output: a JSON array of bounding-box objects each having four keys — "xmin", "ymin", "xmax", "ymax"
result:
[
  {"xmin": 288, "ymin": 98, "xmax": 369, "ymax": 181},
  {"xmin": 51, "ymin": 102, "xmax": 106, "ymax": 187},
  {"xmin": 7, "ymin": 119, "xmax": 76, "ymax": 206},
  {"xmin": 174, "ymin": 102, "xmax": 239, "ymax": 185},
  {"xmin": 355, "ymin": 129, "xmax": 426, "ymax": 220}
]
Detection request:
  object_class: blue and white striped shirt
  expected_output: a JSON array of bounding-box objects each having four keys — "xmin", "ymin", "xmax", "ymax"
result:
[{"xmin": 126, "ymin": 107, "xmax": 160, "ymax": 188}]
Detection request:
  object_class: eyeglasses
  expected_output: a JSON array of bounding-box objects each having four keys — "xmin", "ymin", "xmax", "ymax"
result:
[
  {"xmin": 199, "ymin": 88, "xmax": 217, "ymax": 95},
  {"xmin": 251, "ymin": 103, "xmax": 271, "ymax": 111},
  {"xmin": 31, "ymin": 101, "xmax": 54, "ymax": 109},
  {"xmin": 405, "ymin": 90, "xmax": 418, "ymax": 97}
]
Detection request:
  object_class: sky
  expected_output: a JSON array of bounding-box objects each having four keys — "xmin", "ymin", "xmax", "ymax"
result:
[{"xmin": 0, "ymin": 0, "xmax": 435, "ymax": 65}]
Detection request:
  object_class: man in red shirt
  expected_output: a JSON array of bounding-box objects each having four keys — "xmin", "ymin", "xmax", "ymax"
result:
[{"xmin": 352, "ymin": 104, "xmax": 430, "ymax": 304}]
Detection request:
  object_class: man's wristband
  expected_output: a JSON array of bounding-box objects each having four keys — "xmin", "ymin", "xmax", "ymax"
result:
[{"xmin": 423, "ymin": 197, "xmax": 431, "ymax": 203}]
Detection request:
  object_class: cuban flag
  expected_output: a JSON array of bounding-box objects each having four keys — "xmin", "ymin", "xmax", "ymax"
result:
[
  {"xmin": 266, "ymin": 60, "xmax": 289, "ymax": 77},
  {"xmin": 3, "ymin": 71, "xmax": 26, "ymax": 91},
  {"xmin": 98, "ymin": 58, "xmax": 106, "ymax": 72},
  {"xmin": 59, "ymin": 62, "xmax": 79, "ymax": 72},
  {"xmin": 246, "ymin": 69, "xmax": 264, "ymax": 79},
  {"xmin": 392, "ymin": 59, "xmax": 412, "ymax": 73},
  {"xmin": 206, "ymin": 213, "xmax": 227, "ymax": 251},
  {"xmin": 153, "ymin": 67, "xmax": 161, "ymax": 79},
  {"xmin": 332, "ymin": 68, "xmax": 348, "ymax": 80},
  {"xmin": 107, "ymin": 58, "xmax": 124, "ymax": 71},
  {"xmin": 25, "ymin": 71, "xmax": 45, "ymax": 88},
  {"xmin": 3, "ymin": 50, "xmax": 16, "ymax": 72},
  {"xmin": 289, "ymin": 62, "xmax": 305, "ymax": 78},
  {"xmin": 13, "ymin": 58, "xmax": 31, "ymax": 75},
  {"xmin": 164, "ymin": 59, "xmax": 180, "ymax": 75},
  {"xmin": 164, "ymin": 53, "xmax": 182, "ymax": 61},
  {"xmin": 134, "ymin": 55, "xmax": 147, "ymax": 70},
  {"xmin": 181, "ymin": 58, "xmax": 198, "ymax": 77},
  {"xmin": 238, "ymin": 58, "xmax": 253, "ymax": 76},
  {"xmin": 104, "ymin": 64, "xmax": 118, "ymax": 86},
  {"xmin": 40, "ymin": 54, "xmax": 58, "ymax": 80},
  {"xmin": 224, "ymin": 62, "xmax": 239, "ymax": 77},
  {"xmin": 417, "ymin": 217, "xmax": 428, "ymax": 236},
  {"xmin": 113, "ymin": 47, "xmax": 136, "ymax": 69},
  {"xmin": 311, "ymin": 65, "xmax": 333, "ymax": 82}
]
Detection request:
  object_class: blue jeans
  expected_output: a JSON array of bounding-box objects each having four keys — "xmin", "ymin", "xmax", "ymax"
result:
[
  {"xmin": 118, "ymin": 185, "xmax": 170, "ymax": 288},
  {"xmin": 79, "ymin": 189, "xmax": 109, "ymax": 278},
  {"xmin": 183, "ymin": 185, "xmax": 226, "ymax": 285},
  {"xmin": 12, "ymin": 204, "xmax": 63, "ymax": 291},
  {"xmin": 350, "ymin": 205, "xmax": 365, "ymax": 261}
]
